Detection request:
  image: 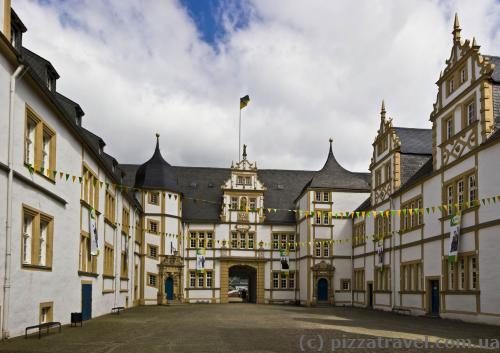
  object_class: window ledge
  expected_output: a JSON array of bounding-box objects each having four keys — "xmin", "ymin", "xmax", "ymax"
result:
[
  {"xmin": 80, "ymin": 199, "xmax": 101, "ymax": 215},
  {"xmin": 102, "ymin": 290, "xmax": 114, "ymax": 294},
  {"xmin": 399, "ymin": 224, "xmax": 424, "ymax": 235},
  {"xmin": 373, "ymin": 290, "xmax": 392, "ymax": 294},
  {"xmin": 443, "ymin": 290, "xmax": 480, "ymax": 295},
  {"xmin": 312, "ymin": 224, "xmax": 334, "ymax": 227},
  {"xmin": 352, "ymin": 289, "xmax": 365, "ymax": 293},
  {"xmin": 78, "ymin": 270, "xmax": 98, "ymax": 278},
  {"xmin": 22, "ymin": 264, "xmax": 52, "ymax": 271},
  {"xmin": 34, "ymin": 170, "xmax": 56, "ymax": 184},
  {"xmin": 103, "ymin": 274, "xmax": 115, "ymax": 279},
  {"xmin": 399, "ymin": 290, "xmax": 425, "ymax": 294},
  {"xmin": 120, "ymin": 276, "xmax": 129, "ymax": 281},
  {"xmin": 104, "ymin": 218, "xmax": 116, "ymax": 228},
  {"xmin": 119, "ymin": 289, "xmax": 128, "ymax": 293}
]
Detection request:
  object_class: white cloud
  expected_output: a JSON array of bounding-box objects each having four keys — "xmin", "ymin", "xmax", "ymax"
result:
[{"xmin": 13, "ymin": 0, "xmax": 500, "ymax": 172}]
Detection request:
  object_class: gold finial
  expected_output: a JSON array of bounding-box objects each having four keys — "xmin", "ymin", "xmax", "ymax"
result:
[{"xmin": 452, "ymin": 12, "xmax": 461, "ymax": 42}]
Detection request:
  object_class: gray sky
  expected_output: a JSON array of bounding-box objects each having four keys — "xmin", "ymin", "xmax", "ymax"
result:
[{"xmin": 14, "ymin": 0, "xmax": 500, "ymax": 171}]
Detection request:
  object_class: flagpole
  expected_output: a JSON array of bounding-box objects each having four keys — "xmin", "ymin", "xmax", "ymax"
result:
[{"xmin": 238, "ymin": 107, "xmax": 242, "ymax": 161}]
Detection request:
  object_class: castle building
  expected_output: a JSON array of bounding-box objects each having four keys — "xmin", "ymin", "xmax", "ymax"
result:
[{"xmin": 0, "ymin": 1, "xmax": 499, "ymax": 338}]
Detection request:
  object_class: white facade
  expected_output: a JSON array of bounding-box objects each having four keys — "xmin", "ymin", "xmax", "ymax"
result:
[{"xmin": 0, "ymin": 5, "xmax": 499, "ymax": 340}]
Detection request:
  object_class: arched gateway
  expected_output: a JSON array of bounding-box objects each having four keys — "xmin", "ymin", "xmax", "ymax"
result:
[{"xmin": 220, "ymin": 260, "xmax": 265, "ymax": 304}]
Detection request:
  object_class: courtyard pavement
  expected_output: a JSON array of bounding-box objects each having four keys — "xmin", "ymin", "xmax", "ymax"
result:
[{"xmin": 0, "ymin": 304, "xmax": 499, "ymax": 352}]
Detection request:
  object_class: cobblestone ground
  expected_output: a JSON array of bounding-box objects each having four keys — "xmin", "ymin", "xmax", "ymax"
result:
[{"xmin": 0, "ymin": 304, "xmax": 499, "ymax": 353}]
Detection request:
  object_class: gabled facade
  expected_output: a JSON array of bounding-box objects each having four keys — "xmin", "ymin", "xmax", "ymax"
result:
[{"xmin": 0, "ymin": 3, "xmax": 499, "ymax": 339}]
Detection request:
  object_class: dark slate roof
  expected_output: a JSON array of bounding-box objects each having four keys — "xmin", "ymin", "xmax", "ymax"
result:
[
  {"xmin": 21, "ymin": 47, "xmax": 59, "ymax": 82},
  {"xmin": 400, "ymin": 154, "xmax": 432, "ymax": 186},
  {"xmin": 355, "ymin": 197, "xmax": 371, "ymax": 212},
  {"xmin": 120, "ymin": 163, "xmax": 317, "ymax": 224},
  {"xmin": 134, "ymin": 137, "xmax": 179, "ymax": 192},
  {"xmin": 398, "ymin": 157, "xmax": 434, "ymax": 192},
  {"xmin": 55, "ymin": 92, "xmax": 84, "ymax": 125},
  {"xmin": 304, "ymin": 142, "xmax": 370, "ymax": 191},
  {"xmin": 393, "ymin": 127, "xmax": 432, "ymax": 155},
  {"xmin": 485, "ymin": 55, "xmax": 500, "ymax": 83}
]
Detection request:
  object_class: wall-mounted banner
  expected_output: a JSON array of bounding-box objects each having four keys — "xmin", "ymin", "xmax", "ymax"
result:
[
  {"xmin": 196, "ymin": 248, "xmax": 206, "ymax": 273},
  {"xmin": 448, "ymin": 214, "xmax": 461, "ymax": 262},
  {"xmin": 90, "ymin": 208, "xmax": 99, "ymax": 256},
  {"xmin": 280, "ymin": 250, "xmax": 290, "ymax": 272},
  {"xmin": 375, "ymin": 241, "xmax": 384, "ymax": 268}
]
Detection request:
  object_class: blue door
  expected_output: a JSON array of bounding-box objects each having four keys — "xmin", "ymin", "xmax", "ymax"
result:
[
  {"xmin": 82, "ymin": 284, "xmax": 92, "ymax": 321},
  {"xmin": 431, "ymin": 280, "xmax": 440, "ymax": 315},
  {"xmin": 165, "ymin": 277, "xmax": 174, "ymax": 300},
  {"xmin": 317, "ymin": 278, "xmax": 328, "ymax": 301}
]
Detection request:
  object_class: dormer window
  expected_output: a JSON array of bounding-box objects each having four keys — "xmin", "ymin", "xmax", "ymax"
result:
[
  {"xmin": 46, "ymin": 76, "xmax": 55, "ymax": 91},
  {"xmin": 449, "ymin": 78, "xmax": 455, "ymax": 94},
  {"xmin": 10, "ymin": 10, "xmax": 26, "ymax": 52},
  {"xmin": 236, "ymin": 176, "xmax": 244, "ymax": 185},
  {"xmin": 460, "ymin": 68, "xmax": 466, "ymax": 83},
  {"xmin": 245, "ymin": 176, "xmax": 251, "ymax": 185}
]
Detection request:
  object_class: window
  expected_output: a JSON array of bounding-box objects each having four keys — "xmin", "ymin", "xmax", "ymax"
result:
[
  {"xmin": 353, "ymin": 222, "xmax": 366, "ymax": 246},
  {"xmin": 245, "ymin": 176, "xmax": 251, "ymax": 185},
  {"xmin": 231, "ymin": 232, "xmax": 254, "ymax": 249},
  {"xmin": 322, "ymin": 241, "xmax": 330, "ymax": 257},
  {"xmin": 207, "ymin": 233, "xmax": 213, "ymax": 249},
  {"xmin": 272, "ymin": 234, "xmax": 279, "ymax": 250},
  {"xmin": 104, "ymin": 243, "xmax": 114, "ymax": 276},
  {"xmin": 459, "ymin": 257, "xmax": 466, "ymax": 290},
  {"xmin": 444, "ymin": 117, "xmax": 454, "ymax": 141},
  {"xmin": 39, "ymin": 302, "xmax": 53, "ymax": 324},
  {"xmin": 375, "ymin": 266, "xmax": 391, "ymax": 291},
  {"xmin": 148, "ymin": 220, "xmax": 159, "ymax": 234},
  {"xmin": 446, "ymin": 254, "xmax": 479, "ymax": 291},
  {"xmin": 401, "ymin": 262, "xmax": 422, "ymax": 292},
  {"xmin": 460, "ymin": 68, "xmax": 466, "ymax": 83},
  {"xmin": 289, "ymin": 273, "xmax": 295, "ymax": 289},
  {"xmin": 469, "ymin": 256, "xmax": 478, "ymax": 290},
  {"xmin": 272, "ymin": 271, "xmax": 296, "ymax": 289},
  {"xmin": 122, "ymin": 208, "xmax": 130, "ymax": 235},
  {"xmin": 341, "ymin": 279, "xmax": 350, "ymax": 291},
  {"xmin": 401, "ymin": 198, "xmax": 423, "ymax": 231},
  {"xmin": 323, "ymin": 192, "xmax": 329, "ymax": 202},
  {"xmin": 447, "ymin": 185, "xmax": 454, "ymax": 215},
  {"xmin": 248, "ymin": 234, "xmax": 254, "ymax": 249},
  {"xmin": 249, "ymin": 198, "xmax": 256, "ymax": 210},
  {"xmin": 189, "ymin": 271, "xmax": 213, "ymax": 288},
  {"xmin": 148, "ymin": 244, "xmax": 158, "ymax": 259},
  {"xmin": 315, "ymin": 212, "xmax": 321, "ymax": 225},
  {"xmin": 443, "ymin": 172, "xmax": 477, "ymax": 214},
  {"xmin": 148, "ymin": 192, "xmax": 159, "ymax": 205},
  {"xmin": 353, "ymin": 269, "xmax": 365, "ymax": 290},
  {"xmin": 315, "ymin": 242, "xmax": 321, "ymax": 257},
  {"xmin": 206, "ymin": 272, "xmax": 213, "ymax": 288},
  {"xmin": 24, "ymin": 106, "xmax": 56, "ymax": 180},
  {"xmin": 384, "ymin": 163, "xmax": 391, "ymax": 183},
  {"xmin": 148, "ymin": 273, "xmax": 157, "ymax": 287},
  {"xmin": 457, "ymin": 180, "xmax": 464, "ymax": 211},
  {"xmin": 289, "ymin": 234, "xmax": 295, "ymax": 251},
  {"xmin": 323, "ymin": 212, "xmax": 329, "ymax": 225},
  {"xmin": 190, "ymin": 272, "xmax": 196, "ymax": 287},
  {"xmin": 230, "ymin": 197, "xmax": 238, "ymax": 210},
  {"xmin": 468, "ymin": 175, "xmax": 477, "ymax": 203},
  {"xmin": 105, "ymin": 191, "xmax": 116, "ymax": 223},
  {"xmin": 81, "ymin": 165, "xmax": 99, "ymax": 210},
  {"xmin": 315, "ymin": 192, "xmax": 321, "ymax": 202},
  {"xmin": 375, "ymin": 169, "xmax": 382, "ymax": 187},
  {"xmin": 231, "ymin": 232, "xmax": 238, "ymax": 248},
  {"xmin": 190, "ymin": 231, "xmax": 213, "ymax": 249},
  {"xmin": 466, "ymin": 101, "xmax": 475, "ymax": 126},
  {"xmin": 79, "ymin": 206, "xmax": 97, "ymax": 274},
  {"xmin": 121, "ymin": 234, "xmax": 128, "ymax": 278},
  {"xmin": 449, "ymin": 77, "xmax": 455, "ymax": 94},
  {"xmin": 25, "ymin": 118, "xmax": 36, "ymax": 165},
  {"xmin": 21, "ymin": 206, "xmax": 53, "ymax": 268}
]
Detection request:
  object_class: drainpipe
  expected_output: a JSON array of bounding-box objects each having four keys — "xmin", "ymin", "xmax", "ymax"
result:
[{"xmin": 3, "ymin": 64, "xmax": 26, "ymax": 339}]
